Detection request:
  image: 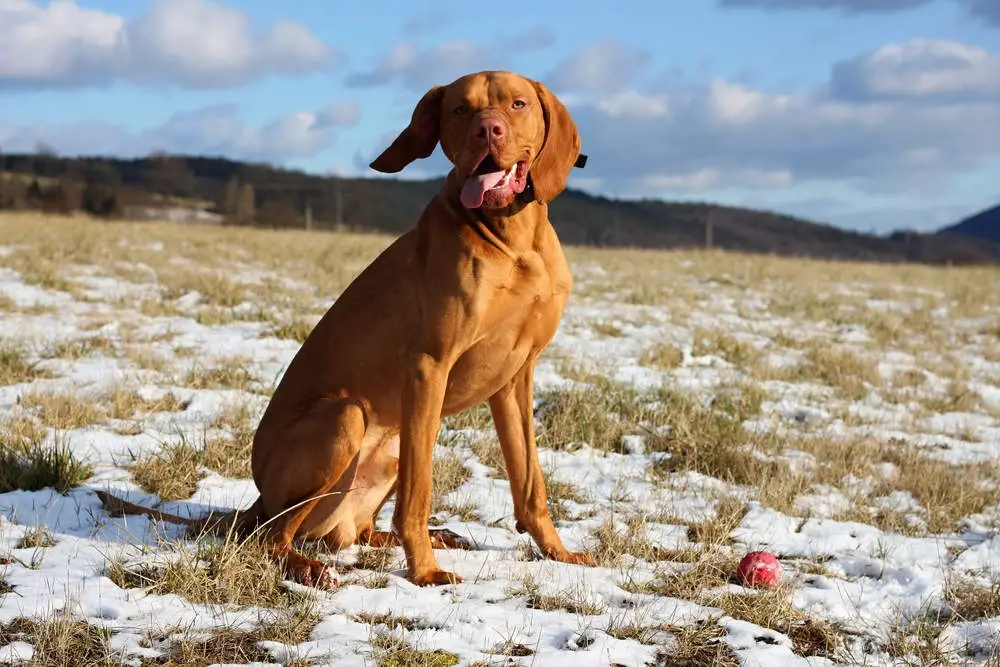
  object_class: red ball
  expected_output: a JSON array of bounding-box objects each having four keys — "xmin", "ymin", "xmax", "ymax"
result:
[{"xmin": 737, "ymin": 550, "xmax": 781, "ymax": 589}]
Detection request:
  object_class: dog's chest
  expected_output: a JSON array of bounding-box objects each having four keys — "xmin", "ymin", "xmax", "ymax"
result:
[{"xmin": 444, "ymin": 251, "xmax": 568, "ymax": 408}]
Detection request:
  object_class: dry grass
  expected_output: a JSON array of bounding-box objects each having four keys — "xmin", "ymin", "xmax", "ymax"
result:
[
  {"xmin": 693, "ymin": 328, "xmax": 762, "ymax": 371},
  {"xmin": 430, "ymin": 451, "xmax": 472, "ymax": 515},
  {"xmin": 183, "ymin": 357, "xmax": 262, "ymax": 393},
  {"xmin": 145, "ymin": 606, "xmax": 320, "ymax": 665},
  {"xmin": 795, "ymin": 435, "xmax": 1000, "ymax": 535},
  {"xmin": 589, "ymin": 515, "xmax": 665, "ymax": 567},
  {"xmin": 639, "ymin": 342, "xmax": 684, "ymax": 369},
  {"xmin": 774, "ymin": 345, "xmax": 882, "ymax": 400},
  {"xmin": 105, "ymin": 387, "xmax": 186, "ymax": 421},
  {"xmin": 592, "ymin": 321, "xmax": 625, "ymax": 337},
  {"xmin": 107, "ymin": 532, "xmax": 299, "ymax": 608},
  {"xmin": 656, "ymin": 620, "xmax": 741, "ymax": 666},
  {"xmin": 0, "ymin": 343, "xmax": 50, "ymax": 385},
  {"xmin": 43, "ymin": 334, "xmax": 117, "ymax": 361},
  {"xmin": 0, "ymin": 418, "xmax": 93, "ymax": 494},
  {"xmin": 16, "ymin": 526, "xmax": 57, "ymax": 549},
  {"xmin": 944, "ymin": 577, "xmax": 1000, "ymax": 621},
  {"xmin": 883, "ymin": 611, "xmax": 951, "ymax": 666},
  {"xmin": 513, "ymin": 575, "xmax": 606, "ymax": 615},
  {"xmin": 542, "ymin": 467, "xmax": 591, "ymax": 522},
  {"xmin": 713, "ymin": 587, "xmax": 839, "ymax": 659},
  {"xmin": 20, "ymin": 391, "xmax": 102, "ymax": 430},
  {"xmin": 266, "ymin": 317, "xmax": 318, "ymax": 344},
  {"xmin": 0, "ymin": 615, "xmax": 116, "ymax": 667},
  {"xmin": 535, "ymin": 381, "xmax": 644, "ymax": 452},
  {"xmin": 646, "ymin": 386, "xmax": 778, "ymax": 487},
  {"xmin": 128, "ymin": 438, "xmax": 204, "ymax": 501},
  {"xmin": 368, "ymin": 628, "xmax": 460, "ymax": 667},
  {"xmin": 469, "ymin": 435, "xmax": 506, "ymax": 479}
]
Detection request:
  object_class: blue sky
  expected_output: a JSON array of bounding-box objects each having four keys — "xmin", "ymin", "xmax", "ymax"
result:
[{"xmin": 1, "ymin": 0, "xmax": 998, "ymax": 233}]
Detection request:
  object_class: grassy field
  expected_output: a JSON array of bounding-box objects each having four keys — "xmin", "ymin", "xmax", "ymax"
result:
[{"xmin": 1, "ymin": 211, "xmax": 999, "ymax": 666}]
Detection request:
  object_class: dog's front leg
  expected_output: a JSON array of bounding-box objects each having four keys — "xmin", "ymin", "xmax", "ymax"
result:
[
  {"xmin": 490, "ymin": 358, "xmax": 596, "ymax": 567},
  {"xmin": 394, "ymin": 352, "xmax": 460, "ymax": 586}
]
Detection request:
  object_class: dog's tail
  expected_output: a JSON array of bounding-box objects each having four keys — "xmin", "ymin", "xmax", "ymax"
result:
[{"xmin": 94, "ymin": 489, "xmax": 266, "ymax": 539}]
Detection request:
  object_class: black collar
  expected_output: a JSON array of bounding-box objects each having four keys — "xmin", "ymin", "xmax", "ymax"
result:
[{"xmin": 513, "ymin": 152, "xmax": 588, "ymax": 205}]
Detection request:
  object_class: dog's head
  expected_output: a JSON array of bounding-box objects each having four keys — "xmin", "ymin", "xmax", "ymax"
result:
[{"xmin": 369, "ymin": 70, "xmax": 581, "ymax": 209}]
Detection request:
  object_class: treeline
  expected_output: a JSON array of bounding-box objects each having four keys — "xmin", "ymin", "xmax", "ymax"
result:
[{"xmin": 1, "ymin": 151, "xmax": 998, "ymax": 265}]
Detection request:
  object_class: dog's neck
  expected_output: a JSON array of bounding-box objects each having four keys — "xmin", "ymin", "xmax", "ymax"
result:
[{"xmin": 443, "ymin": 171, "xmax": 546, "ymax": 254}]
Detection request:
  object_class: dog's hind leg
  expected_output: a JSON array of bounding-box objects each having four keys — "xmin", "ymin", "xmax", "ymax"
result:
[{"xmin": 253, "ymin": 397, "xmax": 367, "ymax": 589}]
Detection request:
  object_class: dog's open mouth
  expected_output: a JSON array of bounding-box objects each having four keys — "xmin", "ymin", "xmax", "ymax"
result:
[{"xmin": 460, "ymin": 155, "xmax": 527, "ymax": 209}]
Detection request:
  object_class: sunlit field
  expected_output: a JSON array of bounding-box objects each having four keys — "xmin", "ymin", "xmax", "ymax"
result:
[{"xmin": 2, "ymin": 212, "xmax": 999, "ymax": 666}]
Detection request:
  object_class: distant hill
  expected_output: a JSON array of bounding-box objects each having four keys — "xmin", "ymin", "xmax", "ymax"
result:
[
  {"xmin": 938, "ymin": 203, "xmax": 1000, "ymax": 245},
  {"xmin": 2, "ymin": 152, "xmax": 1000, "ymax": 265}
]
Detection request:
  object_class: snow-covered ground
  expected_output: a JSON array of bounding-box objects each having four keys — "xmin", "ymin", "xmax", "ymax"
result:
[{"xmin": 1, "ymin": 215, "xmax": 999, "ymax": 666}]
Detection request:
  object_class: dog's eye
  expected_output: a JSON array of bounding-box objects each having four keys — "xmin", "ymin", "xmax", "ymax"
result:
[
  {"xmin": 512, "ymin": 99, "xmax": 527, "ymax": 110},
  {"xmin": 454, "ymin": 105, "xmax": 469, "ymax": 115}
]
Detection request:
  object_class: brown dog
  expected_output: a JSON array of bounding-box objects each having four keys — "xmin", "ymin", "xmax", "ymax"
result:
[{"xmin": 100, "ymin": 70, "xmax": 595, "ymax": 588}]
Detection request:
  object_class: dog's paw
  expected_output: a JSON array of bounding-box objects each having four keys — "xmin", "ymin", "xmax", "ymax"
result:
[{"xmin": 409, "ymin": 569, "xmax": 463, "ymax": 586}]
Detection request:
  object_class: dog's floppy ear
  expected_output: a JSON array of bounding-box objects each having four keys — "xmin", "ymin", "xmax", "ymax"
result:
[
  {"xmin": 530, "ymin": 81, "xmax": 581, "ymax": 203},
  {"xmin": 369, "ymin": 85, "xmax": 445, "ymax": 173}
]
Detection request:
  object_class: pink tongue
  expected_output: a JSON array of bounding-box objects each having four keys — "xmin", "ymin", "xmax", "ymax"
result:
[{"xmin": 461, "ymin": 170, "xmax": 506, "ymax": 209}]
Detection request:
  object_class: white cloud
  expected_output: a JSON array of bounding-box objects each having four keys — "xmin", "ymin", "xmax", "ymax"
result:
[
  {"xmin": 546, "ymin": 41, "xmax": 649, "ymax": 93},
  {"xmin": 0, "ymin": 0, "xmax": 338, "ymax": 89},
  {"xmin": 831, "ymin": 39, "xmax": 1000, "ymax": 101},
  {"xmin": 718, "ymin": 0, "xmax": 1000, "ymax": 26},
  {"xmin": 549, "ymin": 37, "xmax": 1000, "ymax": 198},
  {"xmin": 344, "ymin": 28, "xmax": 554, "ymax": 90},
  {"xmin": 718, "ymin": 0, "xmax": 931, "ymax": 13},
  {"xmin": 0, "ymin": 102, "xmax": 357, "ymax": 162},
  {"xmin": 568, "ymin": 79, "xmax": 1000, "ymax": 197},
  {"xmin": 349, "ymin": 36, "xmax": 1000, "ymax": 203}
]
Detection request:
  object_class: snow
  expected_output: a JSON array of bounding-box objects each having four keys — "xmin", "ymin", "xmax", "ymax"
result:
[{"xmin": 2, "ymin": 227, "xmax": 1000, "ymax": 666}]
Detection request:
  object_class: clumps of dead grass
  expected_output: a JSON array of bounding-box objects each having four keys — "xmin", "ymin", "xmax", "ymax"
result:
[
  {"xmin": 145, "ymin": 606, "xmax": 320, "ymax": 665},
  {"xmin": 542, "ymin": 467, "xmax": 591, "ymax": 522},
  {"xmin": 535, "ymin": 381, "xmax": 646, "ymax": 452},
  {"xmin": 943, "ymin": 577, "xmax": 1000, "ymax": 621},
  {"xmin": 589, "ymin": 515, "xmax": 669, "ymax": 567},
  {"xmin": 639, "ymin": 342, "xmax": 684, "ymax": 369},
  {"xmin": 712, "ymin": 587, "xmax": 840, "ymax": 660},
  {"xmin": 107, "ymin": 533, "xmax": 300, "ymax": 608},
  {"xmin": 105, "ymin": 387, "xmax": 187, "ymax": 421},
  {"xmin": 922, "ymin": 380, "xmax": 984, "ymax": 414},
  {"xmin": 16, "ymin": 526, "xmax": 56, "ymax": 549},
  {"xmin": 774, "ymin": 345, "xmax": 882, "ymax": 400},
  {"xmin": 43, "ymin": 334, "xmax": 117, "ymax": 361},
  {"xmin": 0, "ymin": 343, "xmax": 50, "ymax": 385},
  {"xmin": 20, "ymin": 391, "xmax": 102, "ymax": 430},
  {"xmin": 882, "ymin": 610, "xmax": 952, "ymax": 666},
  {"xmin": 368, "ymin": 627, "xmax": 460, "ymax": 667},
  {"xmin": 129, "ymin": 438, "xmax": 204, "ymax": 501},
  {"xmin": 266, "ymin": 317, "xmax": 317, "ymax": 344},
  {"xmin": 443, "ymin": 402, "xmax": 493, "ymax": 432},
  {"xmin": 470, "ymin": 435, "xmax": 506, "ymax": 479},
  {"xmin": 655, "ymin": 620, "xmax": 741, "ymax": 666},
  {"xmin": 693, "ymin": 328, "xmax": 762, "ymax": 371},
  {"xmin": 183, "ymin": 356, "xmax": 263, "ymax": 393},
  {"xmin": 0, "ymin": 418, "xmax": 92, "ymax": 494},
  {"xmin": 202, "ymin": 403, "xmax": 258, "ymax": 479},
  {"xmin": 430, "ymin": 451, "xmax": 472, "ymax": 515},
  {"xmin": 508, "ymin": 575, "xmax": 606, "ymax": 616},
  {"xmin": 0, "ymin": 614, "xmax": 115, "ymax": 667},
  {"xmin": 130, "ymin": 404, "xmax": 259, "ymax": 498},
  {"xmin": 646, "ymin": 386, "xmax": 780, "ymax": 488},
  {"xmin": 797, "ymin": 435, "xmax": 1000, "ymax": 535}
]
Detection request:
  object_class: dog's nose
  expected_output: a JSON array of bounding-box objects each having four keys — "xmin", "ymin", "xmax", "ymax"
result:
[{"xmin": 473, "ymin": 116, "xmax": 506, "ymax": 140}]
